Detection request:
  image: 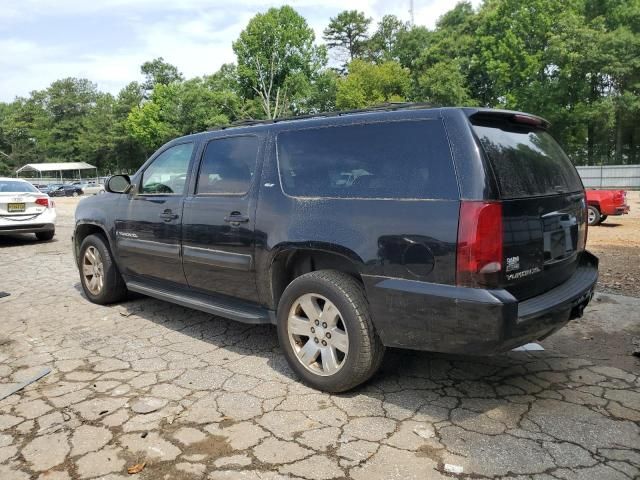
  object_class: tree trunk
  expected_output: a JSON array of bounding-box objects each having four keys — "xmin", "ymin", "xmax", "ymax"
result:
[
  {"xmin": 587, "ymin": 122, "xmax": 594, "ymax": 166},
  {"xmin": 614, "ymin": 111, "xmax": 623, "ymax": 165}
]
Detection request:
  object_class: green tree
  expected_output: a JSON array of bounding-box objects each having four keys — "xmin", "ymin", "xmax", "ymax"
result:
[
  {"xmin": 367, "ymin": 15, "xmax": 407, "ymax": 62},
  {"xmin": 233, "ymin": 6, "xmax": 326, "ymax": 119},
  {"xmin": 394, "ymin": 26, "xmax": 431, "ymax": 70},
  {"xmin": 416, "ymin": 61, "xmax": 474, "ymax": 105},
  {"xmin": 140, "ymin": 57, "xmax": 184, "ymax": 94},
  {"xmin": 323, "ymin": 10, "xmax": 372, "ymax": 66},
  {"xmin": 336, "ymin": 59, "xmax": 410, "ymax": 109}
]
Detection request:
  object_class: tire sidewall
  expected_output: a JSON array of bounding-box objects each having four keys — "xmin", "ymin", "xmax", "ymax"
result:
[
  {"xmin": 277, "ymin": 273, "xmax": 369, "ymax": 391},
  {"xmin": 587, "ymin": 206, "xmax": 600, "ymax": 226},
  {"xmin": 79, "ymin": 235, "xmax": 116, "ymax": 303}
]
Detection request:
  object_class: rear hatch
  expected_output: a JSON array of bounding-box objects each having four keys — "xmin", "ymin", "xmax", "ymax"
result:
[{"xmin": 470, "ymin": 113, "xmax": 587, "ymax": 300}]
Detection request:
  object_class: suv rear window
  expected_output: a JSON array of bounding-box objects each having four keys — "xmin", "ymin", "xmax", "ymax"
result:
[
  {"xmin": 472, "ymin": 122, "xmax": 583, "ymax": 199},
  {"xmin": 277, "ymin": 120, "xmax": 458, "ymax": 200}
]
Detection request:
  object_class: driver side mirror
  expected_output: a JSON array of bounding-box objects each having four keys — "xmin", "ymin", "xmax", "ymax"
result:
[{"xmin": 105, "ymin": 175, "xmax": 132, "ymax": 194}]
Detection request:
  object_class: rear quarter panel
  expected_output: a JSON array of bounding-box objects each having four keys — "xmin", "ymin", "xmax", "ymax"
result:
[{"xmin": 254, "ymin": 113, "xmax": 461, "ymax": 314}]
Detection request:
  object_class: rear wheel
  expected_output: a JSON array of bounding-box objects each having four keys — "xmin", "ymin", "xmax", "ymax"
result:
[
  {"xmin": 277, "ymin": 270, "xmax": 385, "ymax": 392},
  {"xmin": 600, "ymin": 214, "xmax": 608, "ymax": 223},
  {"xmin": 587, "ymin": 206, "xmax": 601, "ymax": 226},
  {"xmin": 72, "ymin": 191, "xmax": 79, "ymax": 197},
  {"xmin": 35, "ymin": 230, "xmax": 55, "ymax": 241},
  {"xmin": 79, "ymin": 234, "xmax": 127, "ymax": 304}
]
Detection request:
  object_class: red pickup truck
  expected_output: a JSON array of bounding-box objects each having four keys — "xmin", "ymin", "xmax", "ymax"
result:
[{"xmin": 586, "ymin": 189, "xmax": 630, "ymax": 225}]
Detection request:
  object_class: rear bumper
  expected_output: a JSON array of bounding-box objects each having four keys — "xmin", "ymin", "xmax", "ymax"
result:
[
  {"xmin": 602, "ymin": 204, "xmax": 630, "ymax": 216},
  {"xmin": 363, "ymin": 251, "xmax": 598, "ymax": 355},
  {"xmin": 0, "ymin": 210, "xmax": 56, "ymax": 235},
  {"xmin": 0, "ymin": 223, "xmax": 55, "ymax": 235}
]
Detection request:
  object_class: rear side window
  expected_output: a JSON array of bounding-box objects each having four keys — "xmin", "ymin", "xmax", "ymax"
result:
[
  {"xmin": 277, "ymin": 120, "xmax": 458, "ymax": 199},
  {"xmin": 197, "ymin": 136, "xmax": 259, "ymax": 195},
  {"xmin": 472, "ymin": 123, "xmax": 583, "ymax": 199}
]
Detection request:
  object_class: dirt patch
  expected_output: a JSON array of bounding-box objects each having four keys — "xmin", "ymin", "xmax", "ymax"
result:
[
  {"xmin": 416, "ymin": 443, "xmax": 445, "ymax": 463},
  {"xmin": 587, "ymin": 191, "xmax": 640, "ymax": 298},
  {"xmin": 182, "ymin": 434, "xmax": 234, "ymax": 459}
]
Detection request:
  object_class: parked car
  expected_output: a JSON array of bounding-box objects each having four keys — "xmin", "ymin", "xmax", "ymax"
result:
[
  {"xmin": 48, "ymin": 184, "xmax": 84, "ymax": 197},
  {"xmin": 73, "ymin": 182, "xmax": 105, "ymax": 195},
  {"xmin": 0, "ymin": 177, "xmax": 56, "ymax": 240},
  {"xmin": 73, "ymin": 106, "xmax": 598, "ymax": 392},
  {"xmin": 586, "ymin": 189, "xmax": 630, "ymax": 225}
]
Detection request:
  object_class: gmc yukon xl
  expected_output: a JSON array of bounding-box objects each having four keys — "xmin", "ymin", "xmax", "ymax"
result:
[{"xmin": 73, "ymin": 106, "xmax": 598, "ymax": 392}]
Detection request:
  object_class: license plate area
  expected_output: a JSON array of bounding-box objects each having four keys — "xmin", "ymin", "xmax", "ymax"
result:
[{"xmin": 7, "ymin": 203, "xmax": 26, "ymax": 213}]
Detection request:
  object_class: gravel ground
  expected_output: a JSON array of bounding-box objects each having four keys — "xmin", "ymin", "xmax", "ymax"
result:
[
  {"xmin": 0, "ymin": 196, "xmax": 638, "ymax": 480},
  {"xmin": 587, "ymin": 190, "xmax": 640, "ymax": 297}
]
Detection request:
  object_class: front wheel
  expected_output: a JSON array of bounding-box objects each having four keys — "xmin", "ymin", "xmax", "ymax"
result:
[
  {"xmin": 79, "ymin": 234, "xmax": 127, "ymax": 304},
  {"xmin": 277, "ymin": 270, "xmax": 385, "ymax": 392},
  {"xmin": 587, "ymin": 206, "xmax": 601, "ymax": 226}
]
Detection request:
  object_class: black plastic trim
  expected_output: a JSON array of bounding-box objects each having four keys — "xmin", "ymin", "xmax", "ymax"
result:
[
  {"xmin": 116, "ymin": 237, "xmax": 180, "ymax": 259},
  {"xmin": 182, "ymin": 245, "xmax": 252, "ymax": 271},
  {"xmin": 126, "ymin": 280, "xmax": 271, "ymax": 324},
  {"xmin": 518, "ymin": 252, "xmax": 598, "ymax": 321}
]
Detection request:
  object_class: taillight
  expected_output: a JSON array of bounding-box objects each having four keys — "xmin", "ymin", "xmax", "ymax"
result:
[
  {"xmin": 613, "ymin": 191, "xmax": 624, "ymax": 204},
  {"xmin": 456, "ymin": 201, "xmax": 503, "ymax": 287},
  {"xmin": 35, "ymin": 197, "xmax": 49, "ymax": 208}
]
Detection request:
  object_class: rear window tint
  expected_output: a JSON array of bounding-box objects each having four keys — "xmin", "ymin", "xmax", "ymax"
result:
[
  {"xmin": 472, "ymin": 123, "xmax": 583, "ymax": 198},
  {"xmin": 276, "ymin": 120, "xmax": 458, "ymax": 200}
]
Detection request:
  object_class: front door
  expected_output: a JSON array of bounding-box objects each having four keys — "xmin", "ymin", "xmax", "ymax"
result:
[
  {"xmin": 114, "ymin": 141, "xmax": 195, "ymax": 286},
  {"xmin": 181, "ymin": 134, "xmax": 261, "ymax": 303}
]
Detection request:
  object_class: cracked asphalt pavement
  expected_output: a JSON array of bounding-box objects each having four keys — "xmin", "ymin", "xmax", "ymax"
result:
[{"xmin": 0, "ymin": 198, "xmax": 639, "ymax": 480}]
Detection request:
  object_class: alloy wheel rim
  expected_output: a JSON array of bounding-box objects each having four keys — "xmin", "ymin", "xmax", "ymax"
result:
[
  {"xmin": 82, "ymin": 246, "xmax": 104, "ymax": 295},
  {"xmin": 588, "ymin": 208, "xmax": 596, "ymax": 224},
  {"xmin": 287, "ymin": 293, "xmax": 349, "ymax": 376}
]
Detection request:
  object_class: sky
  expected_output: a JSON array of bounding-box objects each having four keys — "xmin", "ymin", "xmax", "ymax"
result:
[{"xmin": 0, "ymin": 0, "xmax": 482, "ymax": 102}]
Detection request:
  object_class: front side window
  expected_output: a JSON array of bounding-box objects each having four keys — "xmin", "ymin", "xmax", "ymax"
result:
[
  {"xmin": 196, "ymin": 136, "xmax": 259, "ymax": 195},
  {"xmin": 276, "ymin": 120, "xmax": 458, "ymax": 200},
  {"xmin": 140, "ymin": 142, "xmax": 194, "ymax": 194}
]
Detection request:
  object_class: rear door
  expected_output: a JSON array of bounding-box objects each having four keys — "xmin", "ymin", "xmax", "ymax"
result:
[
  {"xmin": 114, "ymin": 142, "xmax": 195, "ymax": 286},
  {"xmin": 471, "ymin": 115, "xmax": 587, "ymax": 300},
  {"xmin": 181, "ymin": 134, "xmax": 262, "ymax": 303}
]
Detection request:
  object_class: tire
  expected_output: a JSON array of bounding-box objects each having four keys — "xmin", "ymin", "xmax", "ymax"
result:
[
  {"xmin": 78, "ymin": 234, "xmax": 127, "ymax": 304},
  {"xmin": 277, "ymin": 270, "xmax": 385, "ymax": 392},
  {"xmin": 587, "ymin": 205, "xmax": 601, "ymax": 226},
  {"xmin": 35, "ymin": 230, "xmax": 55, "ymax": 241},
  {"xmin": 600, "ymin": 214, "xmax": 608, "ymax": 223},
  {"xmin": 72, "ymin": 191, "xmax": 79, "ymax": 197}
]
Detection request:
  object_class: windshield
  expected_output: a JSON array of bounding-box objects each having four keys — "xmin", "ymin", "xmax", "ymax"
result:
[
  {"xmin": 0, "ymin": 180, "xmax": 40, "ymax": 193},
  {"xmin": 472, "ymin": 123, "xmax": 583, "ymax": 199}
]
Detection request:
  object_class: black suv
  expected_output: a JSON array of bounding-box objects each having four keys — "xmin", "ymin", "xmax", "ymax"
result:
[{"xmin": 73, "ymin": 106, "xmax": 598, "ymax": 392}]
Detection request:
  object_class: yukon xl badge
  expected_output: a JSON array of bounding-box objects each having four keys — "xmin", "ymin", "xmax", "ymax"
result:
[
  {"xmin": 506, "ymin": 256, "xmax": 520, "ymax": 272},
  {"xmin": 506, "ymin": 267, "xmax": 541, "ymax": 281}
]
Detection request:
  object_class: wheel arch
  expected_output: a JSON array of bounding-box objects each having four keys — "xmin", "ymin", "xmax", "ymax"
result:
[
  {"xmin": 268, "ymin": 244, "xmax": 365, "ymax": 310},
  {"xmin": 74, "ymin": 222, "xmax": 112, "ymax": 266}
]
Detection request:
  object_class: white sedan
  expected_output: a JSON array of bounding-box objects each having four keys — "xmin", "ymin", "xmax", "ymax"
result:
[{"xmin": 0, "ymin": 177, "xmax": 56, "ymax": 240}]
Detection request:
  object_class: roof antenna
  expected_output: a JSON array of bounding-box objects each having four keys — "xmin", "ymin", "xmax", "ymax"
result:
[{"xmin": 409, "ymin": 0, "xmax": 415, "ymax": 27}]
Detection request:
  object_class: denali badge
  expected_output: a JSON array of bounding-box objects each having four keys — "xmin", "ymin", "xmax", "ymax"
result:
[
  {"xmin": 506, "ymin": 256, "xmax": 520, "ymax": 272},
  {"xmin": 117, "ymin": 231, "xmax": 138, "ymax": 238}
]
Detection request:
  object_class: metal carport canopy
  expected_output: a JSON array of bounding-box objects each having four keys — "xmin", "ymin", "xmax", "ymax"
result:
[{"xmin": 15, "ymin": 162, "xmax": 96, "ymax": 174}]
